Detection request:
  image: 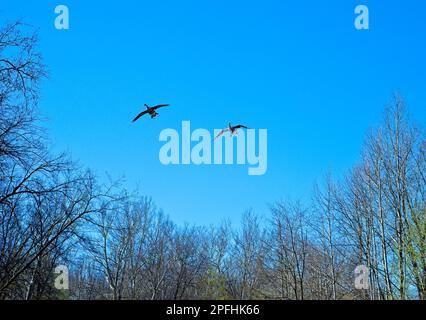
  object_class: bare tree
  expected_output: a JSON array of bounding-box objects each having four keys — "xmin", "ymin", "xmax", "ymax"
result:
[{"xmin": 0, "ymin": 21, "xmax": 112, "ymax": 300}]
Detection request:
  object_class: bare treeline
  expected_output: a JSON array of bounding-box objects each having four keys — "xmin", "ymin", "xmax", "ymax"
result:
[{"xmin": 1, "ymin": 22, "xmax": 425, "ymax": 300}]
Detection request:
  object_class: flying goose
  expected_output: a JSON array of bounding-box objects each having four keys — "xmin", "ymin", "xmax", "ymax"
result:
[
  {"xmin": 132, "ymin": 104, "xmax": 170, "ymax": 122},
  {"xmin": 215, "ymin": 123, "xmax": 249, "ymax": 139}
]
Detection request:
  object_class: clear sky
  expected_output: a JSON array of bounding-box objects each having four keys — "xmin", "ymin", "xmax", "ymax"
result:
[{"xmin": 2, "ymin": 0, "xmax": 426, "ymax": 226}]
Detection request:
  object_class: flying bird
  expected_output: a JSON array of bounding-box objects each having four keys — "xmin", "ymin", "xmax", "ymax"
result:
[
  {"xmin": 132, "ymin": 104, "xmax": 170, "ymax": 122},
  {"xmin": 215, "ymin": 123, "xmax": 249, "ymax": 139}
]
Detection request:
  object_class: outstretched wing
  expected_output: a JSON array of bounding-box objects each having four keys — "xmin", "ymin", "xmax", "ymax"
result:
[
  {"xmin": 215, "ymin": 128, "xmax": 230, "ymax": 140},
  {"xmin": 234, "ymin": 124, "xmax": 249, "ymax": 129},
  {"xmin": 152, "ymin": 104, "xmax": 170, "ymax": 110},
  {"xmin": 132, "ymin": 110, "xmax": 149, "ymax": 122}
]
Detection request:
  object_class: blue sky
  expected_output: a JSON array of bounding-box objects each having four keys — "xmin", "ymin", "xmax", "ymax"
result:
[{"xmin": 2, "ymin": 0, "xmax": 426, "ymax": 226}]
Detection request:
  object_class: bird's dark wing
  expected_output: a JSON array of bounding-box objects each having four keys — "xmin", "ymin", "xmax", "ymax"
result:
[
  {"xmin": 234, "ymin": 124, "xmax": 249, "ymax": 129},
  {"xmin": 215, "ymin": 128, "xmax": 230, "ymax": 140},
  {"xmin": 152, "ymin": 104, "xmax": 170, "ymax": 110},
  {"xmin": 132, "ymin": 110, "xmax": 149, "ymax": 122}
]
